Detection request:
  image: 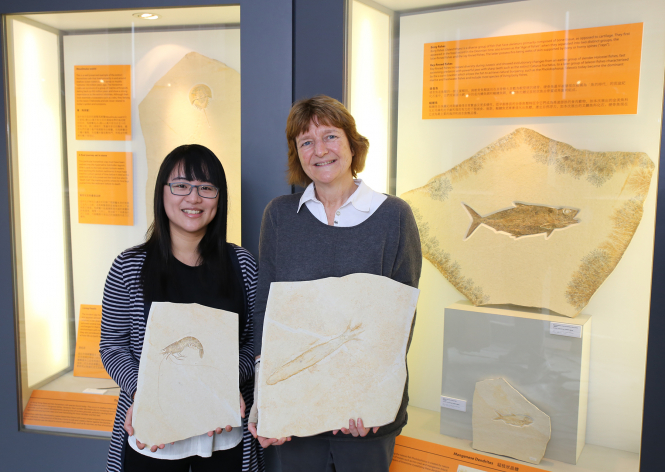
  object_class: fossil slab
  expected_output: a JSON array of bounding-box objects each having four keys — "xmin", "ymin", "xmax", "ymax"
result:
[
  {"xmin": 133, "ymin": 302, "xmax": 240, "ymax": 446},
  {"xmin": 441, "ymin": 302, "xmax": 591, "ymax": 464},
  {"xmin": 472, "ymin": 378, "xmax": 551, "ymax": 464},
  {"xmin": 257, "ymin": 274, "xmax": 420, "ymax": 438},
  {"xmin": 139, "ymin": 51, "xmax": 241, "ymax": 244},
  {"xmin": 401, "ymin": 128, "xmax": 654, "ymax": 317}
]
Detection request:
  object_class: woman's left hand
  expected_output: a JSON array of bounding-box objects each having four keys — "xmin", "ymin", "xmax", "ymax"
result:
[
  {"xmin": 332, "ymin": 418, "xmax": 379, "ymax": 437},
  {"xmin": 207, "ymin": 392, "xmax": 246, "ymax": 436}
]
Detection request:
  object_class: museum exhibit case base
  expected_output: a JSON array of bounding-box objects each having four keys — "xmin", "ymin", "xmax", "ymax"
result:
[
  {"xmin": 347, "ymin": 0, "xmax": 664, "ymax": 470},
  {"xmin": 3, "ymin": 5, "xmax": 241, "ymax": 438},
  {"xmin": 400, "ymin": 406, "xmax": 638, "ymax": 472},
  {"xmin": 440, "ymin": 302, "xmax": 591, "ymax": 464},
  {"xmin": 21, "ymin": 371, "xmax": 119, "ymax": 438}
]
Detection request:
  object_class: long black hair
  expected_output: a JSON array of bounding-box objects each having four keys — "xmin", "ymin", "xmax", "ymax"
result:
[{"xmin": 139, "ymin": 144, "xmax": 231, "ymax": 299}]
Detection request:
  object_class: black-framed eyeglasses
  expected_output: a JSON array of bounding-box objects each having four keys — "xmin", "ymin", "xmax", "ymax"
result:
[{"xmin": 166, "ymin": 182, "xmax": 219, "ymax": 199}]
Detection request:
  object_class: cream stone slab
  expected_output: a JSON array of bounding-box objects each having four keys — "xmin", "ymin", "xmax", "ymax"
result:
[
  {"xmin": 400, "ymin": 128, "xmax": 654, "ymax": 317},
  {"xmin": 139, "ymin": 51, "xmax": 241, "ymax": 244},
  {"xmin": 472, "ymin": 378, "xmax": 551, "ymax": 464},
  {"xmin": 133, "ymin": 302, "xmax": 240, "ymax": 446},
  {"xmin": 257, "ymin": 274, "xmax": 420, "ymax": 438}
]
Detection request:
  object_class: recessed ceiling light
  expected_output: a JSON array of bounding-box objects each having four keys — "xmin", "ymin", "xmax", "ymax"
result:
[{"xmin": 133, "ymin": 12, "xmax": 160, "ymax": 20}]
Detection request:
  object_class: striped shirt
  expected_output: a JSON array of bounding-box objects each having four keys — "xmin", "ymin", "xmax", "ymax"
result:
[{"xmin": 100, "ymin": 244, "xmax": 263, "ymax": 472}]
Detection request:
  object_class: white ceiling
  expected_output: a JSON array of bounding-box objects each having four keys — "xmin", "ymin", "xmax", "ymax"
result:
[
  {"xmin": 372, "ymin": 0, "xmax": 504, "ymax": 13},
  {"xmin": 20, "ymin": 6, "xmax": 240, "ymax": 32}
]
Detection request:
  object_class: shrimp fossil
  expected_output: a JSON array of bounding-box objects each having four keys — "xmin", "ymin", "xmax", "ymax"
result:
[
  {"xmin": 157, "ymin": 336, "xmax": 206, "ymax": 418},
  {"xmin": 161, "ymin": 336, "xmax": 204, "ymax": 361},
  {"xmin": 267, "ymin": 323, "xmax": 363, "ymax": 385}
]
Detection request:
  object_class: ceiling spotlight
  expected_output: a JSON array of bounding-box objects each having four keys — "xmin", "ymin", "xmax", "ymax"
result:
[{"xmin": 133, "ymin": 12, "xmax": 160, "ymax": 20}]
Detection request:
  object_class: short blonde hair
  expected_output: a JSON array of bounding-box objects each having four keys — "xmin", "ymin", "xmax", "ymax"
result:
[{"xmin": 285, "ymin": 95, "xmax": 369, "ymax": 187}]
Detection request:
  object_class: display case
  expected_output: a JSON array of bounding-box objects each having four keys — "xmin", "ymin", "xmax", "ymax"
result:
[
  {"xmin": 347, "ymin": 0, "xmax": 664, "ymax": 470},
  {"xmin": 3, "ymin": 6, "xmax": 241, "ymax": 437}
]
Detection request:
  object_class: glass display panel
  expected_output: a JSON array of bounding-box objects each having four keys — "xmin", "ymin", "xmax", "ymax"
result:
[
  {"xmin": 348, "ymin": 0, "xmax": 664, "ymax": 471},
  {"xmin": 3, "ymin": 6, "xmax": 241, "ymax": 437},
  {"xmin": 347, "ymin": 0, "xmax": 393, "ymax": 194}
]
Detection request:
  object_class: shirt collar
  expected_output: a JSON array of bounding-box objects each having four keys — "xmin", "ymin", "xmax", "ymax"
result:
[
  {"xmin": 348, "ymin": 180, "xmax": 373, "ymax": 212},
  {"xmin": 296, "ymin": 179, "xmax": 373, "ymax": 213},
  {"xmin": 297, "ymin": 182, "xmax": 319, "ymax": 213}
]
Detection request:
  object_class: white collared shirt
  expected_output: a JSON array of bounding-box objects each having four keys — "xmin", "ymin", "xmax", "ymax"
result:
[{"xmin": 297, "ymin": 179, "xmax": 387, "ymax": 227}]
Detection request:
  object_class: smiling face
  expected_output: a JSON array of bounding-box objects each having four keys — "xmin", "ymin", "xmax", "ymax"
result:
[
  {"xmin": 163, "ymin": 165, "xmax": 218, "ymax": 240},
  {"xmin": 296, "ymin": 120, "xmax": 355, "ymax": 188}
]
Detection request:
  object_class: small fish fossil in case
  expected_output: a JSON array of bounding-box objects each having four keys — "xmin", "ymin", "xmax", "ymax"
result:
[
  {"xmin": 189, "ymin": 84, "xmax": 213, "ymax": 126},
  {"xmin": 493, "ymin": 412, "xmax": 534, "ymax": 427},
  {"xmin": 267, "ymin": 323, "xmax": 364, "ymax": 385},
  {"xmin": 189, "ymin": 84, "xmax": 212, "ymax": 110},
  {"xmin": 162, "ymin": 336, "xmax": 204, "ymax": 361},
  {"xmin": 463, "ymin": 202, "xmax": 579, "ymax": 240}
]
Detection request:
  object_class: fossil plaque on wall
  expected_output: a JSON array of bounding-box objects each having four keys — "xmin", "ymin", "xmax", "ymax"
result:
[
  {"xmin": 401, "ymin": 128, "xmax": 654, "ymax": 317},
  {"xmin": 139, "ymin": 51, "xmax": 241, "ymax": 244}
]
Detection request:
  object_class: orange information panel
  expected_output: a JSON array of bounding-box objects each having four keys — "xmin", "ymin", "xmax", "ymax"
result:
[
  {"xmin": 77, "ymin": 151, "xmax": 133, "ymax": 226},
  {"xmin": 73, "ymin": 305, "xmax": 111, "ymax": 379},
  {"xmin": 75, "ymin": 65, "xmax": 131, "ymax": 140},
  {"xmin": 23, "ymin": 390, "xmax": 118, "ymax": 432},
  {"xmin": 423, "ymin": 23, "xmax": 643, "ymax": 119},
  {"xmin": 391, "ymin": 436, "xmax": 542, "ymax": 472}
]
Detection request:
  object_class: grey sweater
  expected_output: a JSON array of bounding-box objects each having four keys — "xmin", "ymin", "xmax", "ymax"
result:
[{"xmin": 254, "ymin": 193, "xmax": 422, "ymax": 439}]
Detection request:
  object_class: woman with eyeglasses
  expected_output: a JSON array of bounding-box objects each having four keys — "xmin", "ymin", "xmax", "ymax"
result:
[{"xmin": 100, "ymin": 144, "xmax": 263, "ymax": 472}]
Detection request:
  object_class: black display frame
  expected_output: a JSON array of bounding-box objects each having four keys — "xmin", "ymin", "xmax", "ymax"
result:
[
  {"xmin": 0, "ymin": 0, "xmax": 292, "ymax": 469},
  {"xmin": 340, "ymin": 2, "xmax": 665, "ymax": 472}
]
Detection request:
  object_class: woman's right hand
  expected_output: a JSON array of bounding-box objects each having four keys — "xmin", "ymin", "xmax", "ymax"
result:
[
  {"xmin": 248, "ymin": 361, "xmax": 291, "ymax": 448},
  {"xmin": 248, "ymin": 420, "xmax": 291, "ymax": 448},
  {"xmin": 123, "ymin": 402, "xmax": 168, "ymax": 453},
  {"xmin": 332, "ymin": 418, "xmax": 379, "ymax": 437}
]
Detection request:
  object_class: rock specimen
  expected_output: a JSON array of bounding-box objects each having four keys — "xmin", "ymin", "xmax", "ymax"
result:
[
  {"xmin": 132, "ymin": 302, "xmax": 240, "ymax": 446},
  {"xmin": 401, "ymin": 128, "xmax": 654, "ymax": 317},
  {"xmin": 257, "ymin": 274, "xmax": 420, "ymax": 438},
  {"xmin": 139, "ymin": 52, "xmax": 241, "ymax": 244},
  {"xmin": 472, "ymin": 378, "xmax": 551, "ymax": 464}
]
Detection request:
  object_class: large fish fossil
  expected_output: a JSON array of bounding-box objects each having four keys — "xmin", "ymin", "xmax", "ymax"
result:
[
  {"xmin": 400, "ymin": 128, "xmax": 654, "ymax": 316},
  {"xmin": 463, "ymin": 202, "xmax": 579, "ymax": 240},
  {"xmin": 267, "ymin": 323, "xmax": 363, "ymax": 385}
]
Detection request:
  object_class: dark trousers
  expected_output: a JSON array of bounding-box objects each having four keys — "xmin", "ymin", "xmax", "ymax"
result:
[
  {"xmin": 279, "ymin": 435, "xmax": 396, "ymax": 472},
  {"xmin": 124, "ymin": 440, "xmax": 243, "ymax": 472}
]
